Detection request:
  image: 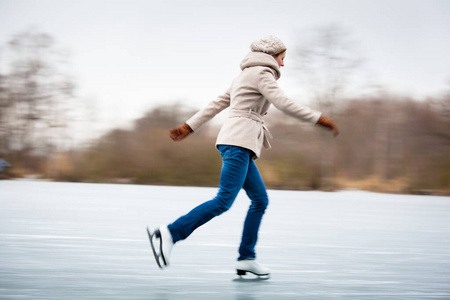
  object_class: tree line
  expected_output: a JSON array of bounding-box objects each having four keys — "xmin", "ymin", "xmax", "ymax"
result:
[{"xmin": 4, "ymin": 95, "xmax": 448, "ymax": 195}]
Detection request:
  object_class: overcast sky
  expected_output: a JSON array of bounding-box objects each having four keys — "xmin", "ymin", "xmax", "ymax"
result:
[{"xmin": 1, "ymin": 0, "xmax": 449, "ymax": 135}]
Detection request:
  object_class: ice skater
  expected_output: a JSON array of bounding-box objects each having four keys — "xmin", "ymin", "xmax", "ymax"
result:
[{"xmin": 147, "ymin": 35, "xmax": 339, "ymax": 278}]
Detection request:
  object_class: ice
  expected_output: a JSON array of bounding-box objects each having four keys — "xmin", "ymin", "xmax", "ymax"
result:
[{"xmin": 1, "ymin": 180, "xmax": 450, "ymax": 299}]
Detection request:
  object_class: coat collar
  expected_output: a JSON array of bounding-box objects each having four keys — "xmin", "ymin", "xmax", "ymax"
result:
[{"xmin": 239, "ymin": 52, "xmax": 281, "ymax": 79}]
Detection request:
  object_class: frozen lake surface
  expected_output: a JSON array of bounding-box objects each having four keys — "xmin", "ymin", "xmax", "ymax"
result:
[{"xmin": 1, "ymin": 180, "xmax": 450, "ymax": 299}]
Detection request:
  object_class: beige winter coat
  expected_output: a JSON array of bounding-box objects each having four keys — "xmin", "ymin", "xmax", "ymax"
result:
[{"xmin": 186, "ymin": 52, "xmax": 322, "ymax": 158}]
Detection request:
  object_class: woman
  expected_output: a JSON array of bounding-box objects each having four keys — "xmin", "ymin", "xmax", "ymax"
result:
[{"xmin": 148, "ymin": 35, "xmax": 339, "ymax": 277}]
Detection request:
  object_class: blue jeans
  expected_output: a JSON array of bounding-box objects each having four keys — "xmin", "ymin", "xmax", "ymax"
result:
[{"xmin": 167, "ymin": 145, "xmax": 269, "ymax": 261}]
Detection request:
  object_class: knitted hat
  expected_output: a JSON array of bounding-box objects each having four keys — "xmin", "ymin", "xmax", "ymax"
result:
[{"xmin": 250, "ymin": 35, "xmax": 286, "ymax": 55}]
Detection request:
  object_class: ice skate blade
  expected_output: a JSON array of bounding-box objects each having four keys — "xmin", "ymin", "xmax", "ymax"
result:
[
  {"xmin": 146, "ymin": 227, "xmax": 166, "ymax": 269},
  {"xmin": 233, "ymin": 269, "xmax": 270, "ymax": 282},
  {"xmin": 233, "ymin": 275, "xmax": 270, "ymax": 282}
]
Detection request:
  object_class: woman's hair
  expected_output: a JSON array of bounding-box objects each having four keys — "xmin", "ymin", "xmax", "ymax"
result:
[{"xmin": 273, "ymin": 50, "xmax": 286, "ymax": 58}]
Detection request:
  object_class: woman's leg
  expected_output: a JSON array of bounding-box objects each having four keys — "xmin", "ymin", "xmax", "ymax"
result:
[
  {"xmin": 238, "ymin": 159, "xmax": 269, "ymax": 260},
  {"xmin": 168, "ymin": 146, "xmax": 253, "ymax": 243}
]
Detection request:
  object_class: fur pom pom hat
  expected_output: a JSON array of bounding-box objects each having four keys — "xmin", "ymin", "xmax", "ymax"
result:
[{"xmin": 250, "ymin": 35, "xmax": 286, "ymax": 55}]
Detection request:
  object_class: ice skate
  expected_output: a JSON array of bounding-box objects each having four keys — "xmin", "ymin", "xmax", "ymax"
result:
[
  {"xmin": 146, "ymin": 225, "xmax": 173, "ymax": 269},
  {"xmin": 235, "ymin": 260, "xmax": 270, "ymax": 280}
]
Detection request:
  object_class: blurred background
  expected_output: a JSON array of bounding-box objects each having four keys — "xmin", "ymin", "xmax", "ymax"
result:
[{"xmin": 0, "ymin": 0, "xmax": 449, "ymax": 194}]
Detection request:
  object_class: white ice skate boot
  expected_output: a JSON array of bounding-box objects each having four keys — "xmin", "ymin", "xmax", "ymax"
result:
[
  {"xmin": 146, "ymin": 225, "xmax": 174, "ymax": 269},
  {"xmin": 235, "ymin": 260, "xmax": 270, "ymax": 278}
]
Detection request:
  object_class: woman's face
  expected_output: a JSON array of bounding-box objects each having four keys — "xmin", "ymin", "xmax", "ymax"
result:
[{"xmin": 273, "ymin": 51, "xmax": 286, "ymax": 67}]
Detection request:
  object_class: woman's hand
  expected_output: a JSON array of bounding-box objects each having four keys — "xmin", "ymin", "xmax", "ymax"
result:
[
  {"xmin": 317, "ymin": 115, "xmax": 339, "ymax": 137},
  {"xmin": 169, "ymin": 123, "xmax": 194, "ymax": 141}
]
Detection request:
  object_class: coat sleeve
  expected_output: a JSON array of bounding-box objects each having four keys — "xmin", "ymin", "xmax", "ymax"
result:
[
  {"xmin": 185, "ymin": 87, "xmax": 231, "ymax": 131},
  {"xmin": 257, "ymin": 69, "xmax": 322, "ymax": 124}
]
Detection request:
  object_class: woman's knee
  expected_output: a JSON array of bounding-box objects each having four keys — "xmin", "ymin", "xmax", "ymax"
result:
[
  {"xmin": 214, "ymin": 193, "xmax": 235, "ymax": 214},
  {"xmin": 251, "ymin": 194, "xmax": 269, "ymax": 212},
  {"xmin": 260, "ymin": 196, "xmax": 269, "ymax": 211}
]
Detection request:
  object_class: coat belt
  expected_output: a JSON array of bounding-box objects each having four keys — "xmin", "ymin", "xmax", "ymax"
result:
[{"xmin": 228, "ymin": 109, "xmax": 273, "ymax": 149}]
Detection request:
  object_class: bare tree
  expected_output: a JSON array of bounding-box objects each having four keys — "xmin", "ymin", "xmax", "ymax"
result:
[
  {"xmin": 289, "ymin": 24, "xmax": 365, "ymax": 188},
  {"xmin": 1, "ymin": 29, "xmax": 75, "ymax": 168},
  {"xmin": 0, "ymin": 72, "xmax": 8, "ymax": 155}
]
